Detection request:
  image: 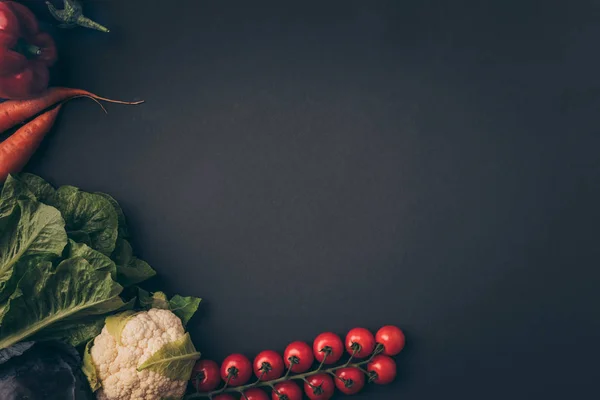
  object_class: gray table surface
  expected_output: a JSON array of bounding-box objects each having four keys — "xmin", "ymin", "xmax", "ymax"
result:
[{"xmin": 24, "ymin": 0, "xmax": 599, "ymax": 398}]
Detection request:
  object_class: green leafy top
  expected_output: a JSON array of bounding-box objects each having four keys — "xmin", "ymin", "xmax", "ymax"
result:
[
  {"xmin": 137, "ymin": 288, "xmax": 201, "ymax": 327},
  {"xmin": 0, "ymin": 173, "xmax": 163, "ymax": 349},
  {"xmin": 137, "ymin": 333, "xmax": 201, "ymax": 380}
]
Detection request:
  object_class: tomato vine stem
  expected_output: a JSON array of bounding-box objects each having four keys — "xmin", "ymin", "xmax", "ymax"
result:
[{"xmin": 186, "ymin": 344, "xmax": 384, "ymax": 399}]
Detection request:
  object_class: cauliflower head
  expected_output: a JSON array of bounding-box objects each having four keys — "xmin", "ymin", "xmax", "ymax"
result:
[{"xmin": 88, "ymin": 309, "xmax": 195, "ymax": 400}]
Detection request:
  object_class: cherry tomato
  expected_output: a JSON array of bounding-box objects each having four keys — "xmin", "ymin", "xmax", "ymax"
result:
[
  {"xmin": 345, "ymin": 327, "xmax": 376, "ymax": 358},
  {"xmin": 272, "ymin": 381, "xmax": 303, "ymax": 400},
  {"xmin": 375, "ymin": 325, "xmax": 405, "ymax": 356},
  {"xmin": 334, "ymin": 367, "xmax": 365, "ymax": 395},
  {"xmin": 191, "ymin": 359, "xmax": 221, "ymax": 392},
  {"xmin": 284, "ymin": 341, "xmax": 314, "ymax": 373},
  {"xmin": 213, "ymin": 395, "xmax": 236, "ymax": 400},
  {"xmin": 220, "ymin": 353, "xmax": 252, "ymax": 387},
  {"xmin": 253, "ymin": 350, "xmax": 284, "ymax": 381},
  {"xmin": 313, "ymin": 332, "xmax": 344, "ymax": 364},
  {"xmin": 244, "ymin": 388, "xmax": 270, "ymax": 400},
  {"xmin": 303, "ymin": 373, "xmax": 335, "ymax": 400},
  {"xmin": 367, "ymin": 355, "xmax": 397, "ymax": 384}
]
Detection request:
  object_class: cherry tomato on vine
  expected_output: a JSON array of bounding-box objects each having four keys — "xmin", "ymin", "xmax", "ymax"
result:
[
  {"xmin": 283, "ymin": 341, "xmax": 314, "ymax": 373},
  {"xmin": 334, "ymin": 367, "xmax": 366, "ymax": 395},
  {"xmin": 244, "ymin": 388, "xmax": 270, "ymax": 400},
  {"xmin": 313, "ymin": 332, "xmax": 344, "ymax": 364},
  {"xmin": 367, "ymin": 354, "xmax": 397, "ymax": 384},
  {"xmin": 345, "ymin": 327, "xmax": 376, "ymax": 358},
  {"xmin": 220, "ymin": 353, "xmax": 252, "ymax": 387},
  {"xmin": 253, "ymin": 350, "xmax": 284, "ymax": 381},
  {"xmin": 272, "ymin": 381, "xmax": 303, "ymax": 400},
  {"xmin": 375, "ymin": 325, "xmax": 406, "ymax": 356},
  {"xmin": 191, "ymin": 359, "xmax": 221, "ymax": 392},
  {"xmin": 213, "ymin": 395, "xmax": 236, "ymax": 400},
  {"xmin": 303, "ymin": 373, "xmax": 335, "ymax": 400}
]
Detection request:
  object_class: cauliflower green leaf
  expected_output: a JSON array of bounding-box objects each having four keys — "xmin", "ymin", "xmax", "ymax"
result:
[
  {"xmin": 137, "ymin": 288, "xmax": 201, "ymax": 327},
  {"xmin": 82, "ymin": 339, "xmax": 101, "ymax": 392},
  {"xmin": 137, "ymin": 332, "xmax": 201, "ymax": 381},
  {"xmin": 105, "ymin": 310, "xmax": 138, "ymax": 344}
]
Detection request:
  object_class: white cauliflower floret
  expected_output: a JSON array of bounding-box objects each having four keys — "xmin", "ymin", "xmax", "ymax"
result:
[{"xmin": 90, "ymin": 309, "xmax": 189, "ymax": 400}]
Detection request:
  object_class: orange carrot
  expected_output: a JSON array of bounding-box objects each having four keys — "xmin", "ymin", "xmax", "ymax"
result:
[
  {"xmin": 0, "ymin": 87, "xmax": 143, "ymax": 133},
  {"xmin": 0, "ymin": 105, "xmax": 62, "ymax": 182}
]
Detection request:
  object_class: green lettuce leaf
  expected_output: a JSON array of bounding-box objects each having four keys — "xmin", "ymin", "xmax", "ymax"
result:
[
  {"xmin": 137, "ymin": 332, "xmax": 201, "ymax": 380},
  {"xmin": 82, "ymin": 339, "xmax": 101, "ymax": 392},
  {"xmin": 0, "ymin": 257, "xmax": 125, "ymax": 350},
  {"xmin": 95, "ymin": 192, "xmax": 130, "ymax": 239},
  {"xmin": 0, "ymin": 200, "xmax": 67, "ymax": 302},
  {"xmin": 52, "ymin": 186, "xmax": 119, "ymax": 256},
  {"xmin": 11, "ymin": 173, "xmax": 57, "ymax": 203},
  {"xmin": 36, "ymin": 317, "xmax": 107, "ymax": 348},
  {"xmin": 34, "ymin": 297, "xmax": 137, "ymax": 347},
  {"xmin": 111, "ymin": 239, "xmax": 156, "ymax": 287},
  {"xmin": 66, "ymin": 240, "xmax": 117, "ymax": 280}
]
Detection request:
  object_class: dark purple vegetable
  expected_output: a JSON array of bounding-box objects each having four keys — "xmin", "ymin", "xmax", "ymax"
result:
[{"xmin": 0, "ymin": 340, "xmax": 94, "ymax": 400}]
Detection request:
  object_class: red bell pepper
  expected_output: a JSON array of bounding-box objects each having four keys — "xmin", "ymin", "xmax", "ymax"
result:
[{"xmin": 0, "ymin": 1, "xmax": 57, "ymax": 99}]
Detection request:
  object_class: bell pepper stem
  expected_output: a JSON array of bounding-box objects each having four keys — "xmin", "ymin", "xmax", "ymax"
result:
[
  {"xmin": 46, "ymin": 0, "xmax": 110, "ymax": 33},
  {"xmin": 76, "ymin": 16, "xmax": 110, "ymax": 33},
  {"xmin": 24, "ymin": 44, "xmax": 42, "ymax": 56}
]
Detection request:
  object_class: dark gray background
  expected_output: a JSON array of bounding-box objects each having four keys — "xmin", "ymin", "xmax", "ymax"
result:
[{"xmin": 23, "ymin": 0, "xmax": 600, "ymax": 398}]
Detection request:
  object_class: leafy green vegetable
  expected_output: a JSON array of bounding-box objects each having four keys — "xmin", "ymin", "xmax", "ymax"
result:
[
  {"xmin": 0, "ymin": 257, "xmax": 125, "ymax": 349},
  {"xmin": 9, "ymin": 173, "xmax": 56, "ymax": 204},
  {"xmin": 137, "ymin": 288, "xmax": 201, "ymax": 327},
  {"xmin": 66, "ymin": 240, "xmax": 117, "ymax": 280},
  {"xmin": 168, "ymin": 295, "xmax": 202, "ymax": 327},
  {"xmin": 95, "ymin": 192, "xmax": 130, "ymax": 239},
  {"xmin": 112, "ymin": 239, "xmax": 156, "ymax": 287},
  {"xmin": 52, "ymin": 186, "xmax": 119, "ymax": 256},
  {"xmin": 36, "ymin": 317, "xmax": 107, "ymax": 348},
  {"xmin": 0, "ymin": 173, "xmax": 200, "ymax": 358},
  {"xmin": 82, "ymin": 340, "xmax": 101, "ymax": 392},
  {"xmin": 0, "ymin": 199, "xmax": 67, "ymax": 302},
  {"xmin": 137, "ymin": 333, "xmax": 201, "ymax": 380}
]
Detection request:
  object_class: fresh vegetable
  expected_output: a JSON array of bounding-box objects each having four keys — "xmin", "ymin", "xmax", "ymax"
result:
[
  {"xmin": 375, "ymin": 325, "xmax": 405, "ymax": 356},
  {"xmin": 83, "ymin": 308, "xmax": 201, "ymax": 400},
  {"xmin": 0, "ymin": 173, "xmax": 198, "ymax": 352},
  {"xmin": 0, "ymin": 87, "xmax": 143, "ymax": 133},
  {"xmin": 244, "ymin": 388, "xmax": 270, "ymax": 400},
  {"xmin": 253, "ymin": 350, "xmax": 284, "ymax": 381},
  {"xmin": 345, "ymin": 327, "xmax": 375, "ymax": 359},
  {"xmin": 0, "ymin": 105, "xmax": 61, "ymax": 183},
  {"xmin": 220, "ymin": 353, "xmax": 252, "ymax": 387},
  {"xmin": 334, "ymin": 367, "xmax": 365, "ymax": 395},
  {"xmin": 192, "ymin": 360, "xmax": 221, "ymax": 392},
  {"xmin": 304, "ymin": 373, "xmax": 334, "ymax": 400},
  {"xmin": 187, "ymin": 326, "xmax": 404, "ymax": 399},
  {"xmin": 0, "ymin": 340, "xmax": 95, "ymax": 399},
  {"xmin": 272, "ymin": 381, "xmax": 302, "ymax": 400},
  {"xmin": 283, "ymin": 341, "xmax": 313, "ymax": 373},
  {"xmin": 0, "ymin": 1, "xmax": 57, "ymax": 99},
  {"xmin": 312, "ymin": 332, "xmax": 344, "ymax": 365},
  {"xmin": 367, "ymin": 355, "xmax": 397, "ymax": 385}
]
